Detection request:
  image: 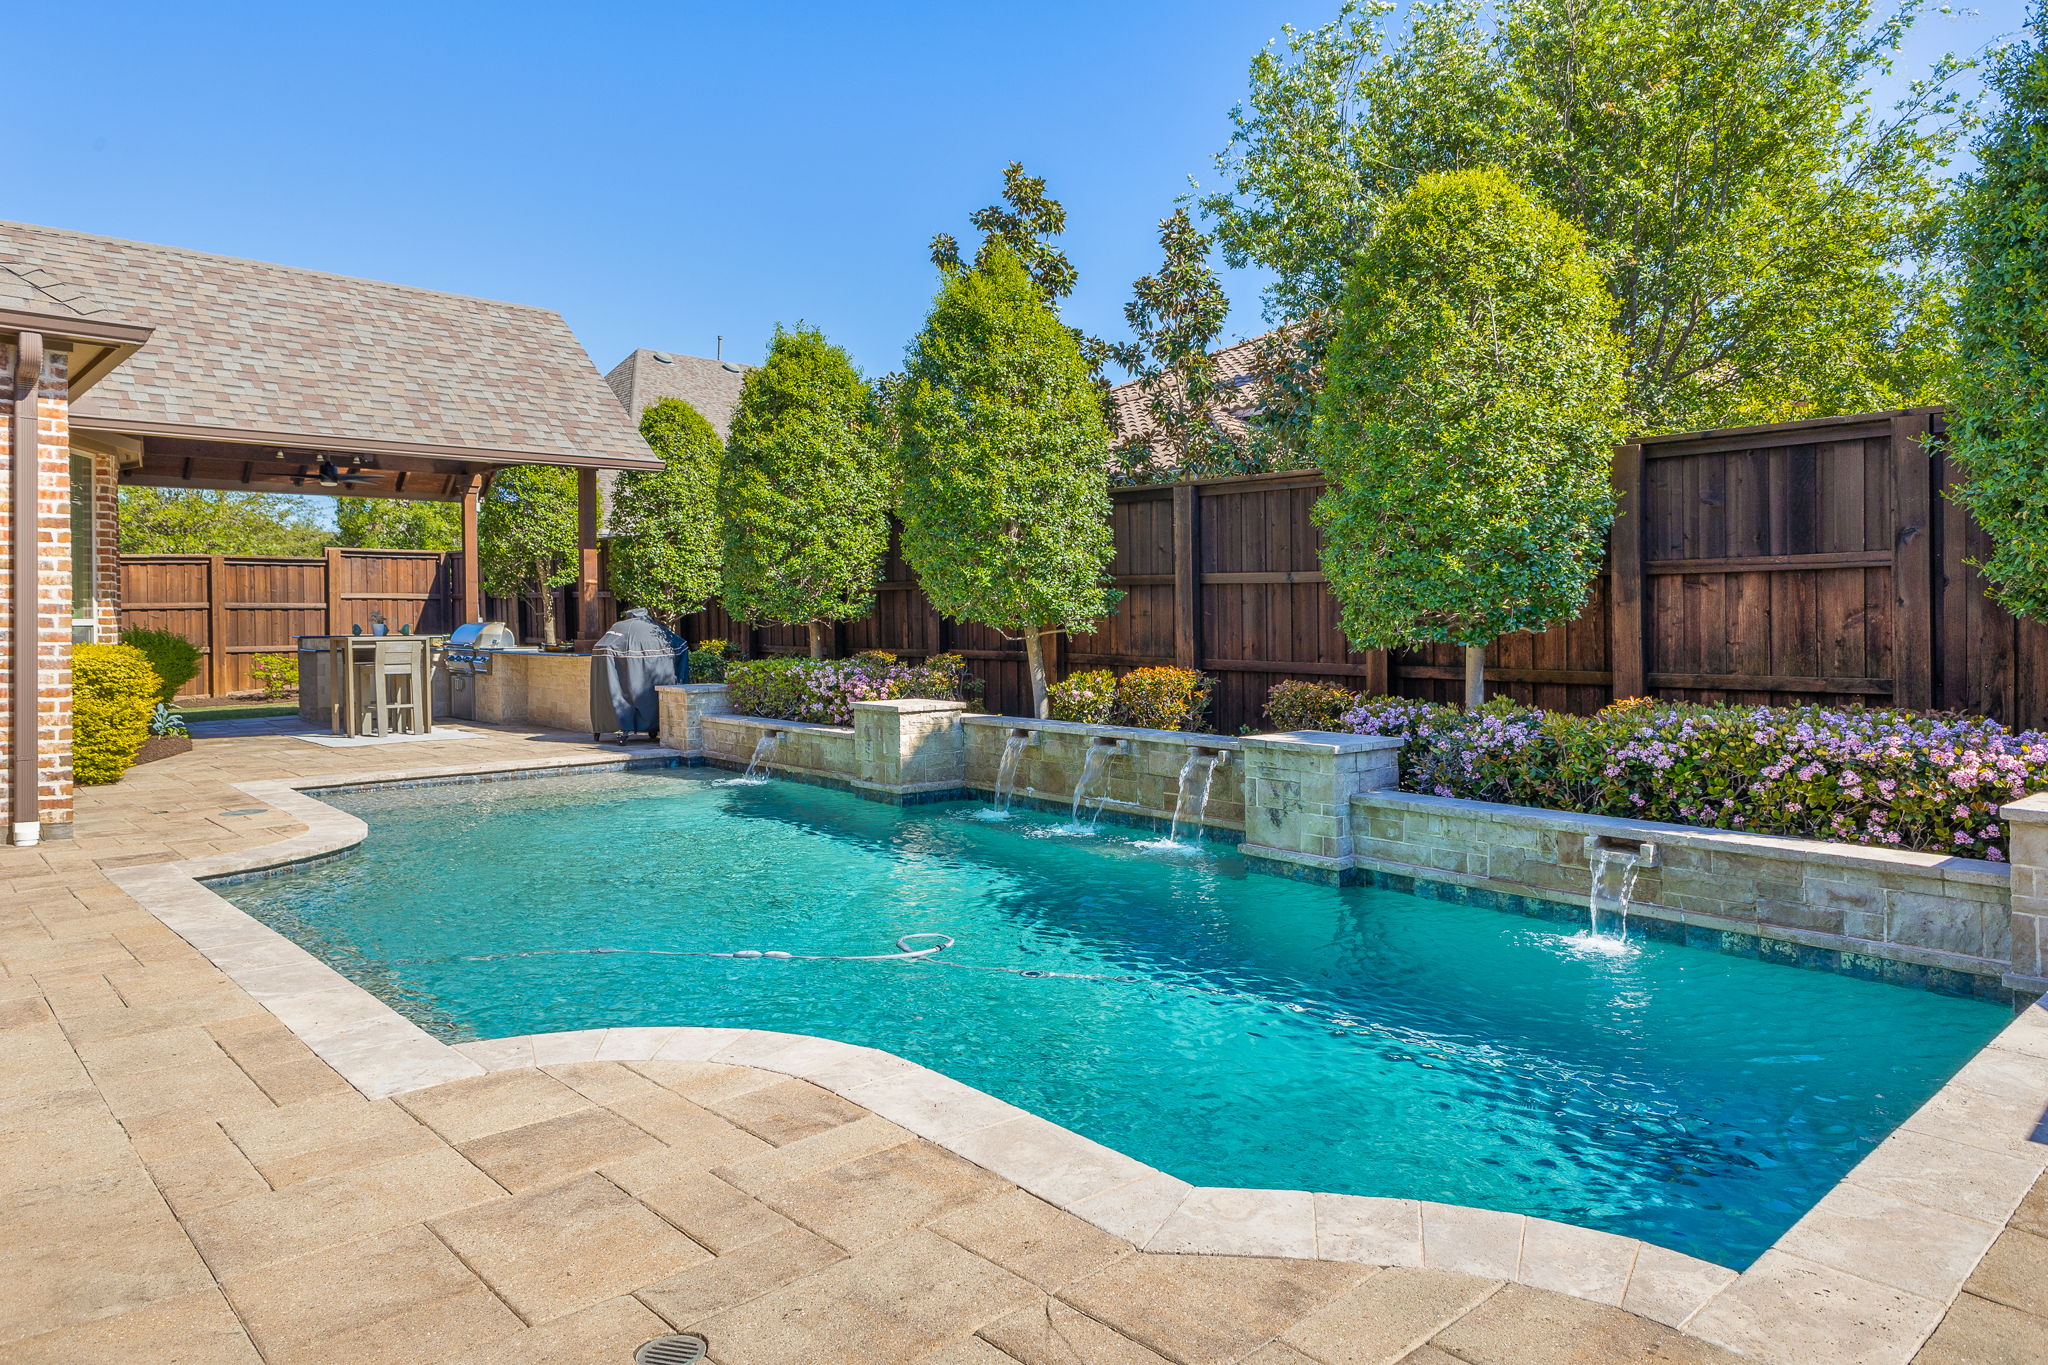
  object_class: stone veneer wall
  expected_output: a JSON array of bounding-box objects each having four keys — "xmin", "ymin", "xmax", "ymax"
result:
[
  {"xmin": 1, "ymin": 343, "xmax": 76, "ymax": 841},
  {"xmin": 700, "ymin": 714, "xmax": 858, "ymax": 782},
  {"xmin": 465, "ymin": 651, "xmax": 601, "ymax": 734},
  {"xmin": 960, "ymin": 716, "xmax": 1245, "ymax": 831},
  {"xmin": 1351, "ymin": 788, "xmax": 2040, "ymax": 993}
]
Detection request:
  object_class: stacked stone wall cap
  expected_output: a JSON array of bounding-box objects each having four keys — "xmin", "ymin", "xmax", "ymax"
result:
[
  {"xmin": 851, "ymin": 698, "xmax": 967, "ymax": 715},
  {"xmin": 1238, "ymin": 731, "xmax": 1403, "ymax": 755}
]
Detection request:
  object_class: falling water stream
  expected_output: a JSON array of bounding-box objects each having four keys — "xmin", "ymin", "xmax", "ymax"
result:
[
  {"xmin": 1586, "ymin": 844, "xmax": 1651, "ymax": 941},
  {"xmin": 1167, "ymin": 751, "xmax": 1224, "ymax": 844},
  {"xmin": 1069, "ymin": 742, "xmax": 1115, "ymax": 826},
  {"xmin": 741, "ymin": 730, "xmax": 782, "ymax": 781},
  {"xmin": 992, "ymin": 732, "xmax": 1029, "ymax": 813}
]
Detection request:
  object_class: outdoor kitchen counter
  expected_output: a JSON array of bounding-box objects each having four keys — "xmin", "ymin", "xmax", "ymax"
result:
[
  {"xmin": 296, "ymin": 635, "xmax": 452, "ymax": 731},
  {"xmin": 459, "ymin": 647, "xmax": 611, "ymax": 734}
]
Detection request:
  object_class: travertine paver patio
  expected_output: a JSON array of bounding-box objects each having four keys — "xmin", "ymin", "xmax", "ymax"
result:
[{"xmin": 0, "ymin": 721, "xmax": 2041, "ymax": 1363}]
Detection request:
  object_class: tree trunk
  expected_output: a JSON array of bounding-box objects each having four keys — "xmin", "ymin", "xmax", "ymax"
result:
[
  {"xmin": 538, "ymin": 565, "xmax": 559, "ymax": 648},
  {"xmin": 1464, "ymin": 643, "xmax": 1486, "ymax": 710},
  {"xmin": 807, "ymin": 621, "xmax": 828, "ymax": 660},
  {"xmin": 1022, "ymin": 626, "xmax": 1051, "ymax": 719}
]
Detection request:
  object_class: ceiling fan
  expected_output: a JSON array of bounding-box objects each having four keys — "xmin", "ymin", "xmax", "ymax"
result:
[{"xmin": 288, "ymin": 453, "xmax": 376, "ymax": 488}]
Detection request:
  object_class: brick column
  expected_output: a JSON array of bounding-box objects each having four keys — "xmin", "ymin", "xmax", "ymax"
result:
[
  {"xmin": 852, "ymin": 698, "xmax": 967, "ymax": 801},
  {"xmin": 2002, "ymin": 792, "xmax": 2048, "ymax": 994},
  {"xmin": 1, "ymin": 342, "xmax": 76, "ymax": 842},
  {"xmin": 1236, "ymin": 731, "xmax": 1402, "ymax": 881},
  {"xmin": 88, "ymin": 446, "xmax": 120, "ymax": 640},
  {"xmin": 656, "ymin": 683, "xmax": 732, "ymax": 758}
]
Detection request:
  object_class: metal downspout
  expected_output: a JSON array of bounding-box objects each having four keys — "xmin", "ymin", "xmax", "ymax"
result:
[{"xmin": 9, "ymin": 331, "xmax": 43, "ymax": 846}]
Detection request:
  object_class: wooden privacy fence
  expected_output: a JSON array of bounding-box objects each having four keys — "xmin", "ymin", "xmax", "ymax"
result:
[
  {"xmin": 679, "ymin": 407, "xmax": 2048, "ymax": 735},
  {"xmin": 119, "ymin": 548, "xmax": 462, "ymax": 697}
]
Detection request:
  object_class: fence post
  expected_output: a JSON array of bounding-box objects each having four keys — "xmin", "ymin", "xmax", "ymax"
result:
[
  {"xmin": 206, "ymin": 555, "xmax": 229, "ymax": 696},
  {"xmin": 323, "ymin": 545, "xmax": 345, "ymax": 636},
  {"xmin": 1891, "ymin": 410, "xmax": 1936, "ymax": 712},
  {"xmin": 1173, "ymin": 481, "xmax": 1201, "ymax": 670},
  {"xmin": 1607, "ymin": 443, "xmax": 1647, "ymax": 701}
]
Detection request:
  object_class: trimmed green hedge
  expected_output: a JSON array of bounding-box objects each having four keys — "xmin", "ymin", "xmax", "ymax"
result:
[{"xmin": 75, "ymin": 644, "xmax": 162, "ymax": 785}]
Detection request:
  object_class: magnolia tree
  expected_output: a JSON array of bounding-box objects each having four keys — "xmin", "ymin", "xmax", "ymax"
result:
[
  {"xmin": 1312, "ymin": 168, "xmax": 1626, "ymax": 708},
  {"xmin": 896, "ymin": 248, "xmax": 1119, "ymax": 717},
  {"xmin": 719, "ymin": 326, "xmax": 890, "ymax": 657},
  {"xmin": 608, "ymin": 399, "xmax": 723, "ymax": 625},
  {"xmin": 1951, "ymin": 13, "xmax": 2048, "ymax": 623},
  {"xmin": 478, "ymin": 466, "xmax": 578, "ymax": 646}
]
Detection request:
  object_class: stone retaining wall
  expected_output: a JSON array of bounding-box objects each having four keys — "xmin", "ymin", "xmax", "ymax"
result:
[
  {"xmin": 961, "ymin": 716, "xmax": 1246, "ymax": 831},
  {"xmin": 1350, "ymin": 790, "xmax": 2045, "ymax": 996}
]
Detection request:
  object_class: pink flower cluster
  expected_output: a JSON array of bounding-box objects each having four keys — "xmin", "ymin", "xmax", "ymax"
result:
[{"xmin": 1332, "ymin": 696, "xmax": 2047, "ymax": 860}]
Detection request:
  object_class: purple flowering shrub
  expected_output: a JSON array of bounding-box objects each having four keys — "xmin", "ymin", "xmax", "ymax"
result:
[
  {"xmin": 1332, "ymin": 696, "xmax": 2047, "ymax": 861},
  {"xmin": 726, "ymin": 652, "xmax": 969, "ymax": 726}
]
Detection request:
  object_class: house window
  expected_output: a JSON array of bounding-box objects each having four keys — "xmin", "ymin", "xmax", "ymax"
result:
[{"xmin": 70, "ymin": 454, "xmax": 95, "ymax": 643}]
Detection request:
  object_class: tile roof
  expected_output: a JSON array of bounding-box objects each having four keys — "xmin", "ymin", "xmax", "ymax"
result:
[
  {"xmin": 0, "ymin": 220, "xmax": 655, "ymax": 467},
  {"xmin": 1108, "ymin": 334, "xmax": 1267, "ymax": 478},
  {"xmin": 604, "ymin": 349, "xmax": 751, "ymax": 435}
]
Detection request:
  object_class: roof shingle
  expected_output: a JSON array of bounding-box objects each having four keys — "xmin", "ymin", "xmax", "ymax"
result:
[{"xmin": 0, "ymin": 220, "xmax": 653, "ymax": 467}]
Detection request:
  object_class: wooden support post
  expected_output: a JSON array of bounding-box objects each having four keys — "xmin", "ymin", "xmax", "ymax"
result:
[
  {"xmin": 459, "ymin": 475, "xmax": 481, "ymax": 624},
  {"xmin": 1607, "ymin": 443, "xmax": 1647, "ymax": 701},
  {"xmin": 1173, "ymin": 481, "xmax": 1201, "ymax": 670},
  {"xmin": 1891, "ymin": 409, "xmax": 1937, "ymax": 712},
  {"xmin": 575, "ymin": 467, "xmax": 601, "ymax": 646},
  {"xmin": 207, "ymin": 554, "xmax": 230, "ymax": 696}
]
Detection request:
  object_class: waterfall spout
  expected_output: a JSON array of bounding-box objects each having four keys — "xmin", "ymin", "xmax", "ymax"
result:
[
  {"xmin": 1583, "ymin": 837, "xmax": 1657, "ymax": 940},
  {"xmin": 993, "ymin": 731, "xmax": 1031, "ymax": 813},
  {"xmin": 1168, "ymin": 749, "xmax": 1227, "ymax": 844},
  {"xmin": 742, "ymin": 730, "xmax": 783, "ymax": 780},
  {"xmin": 1069, "ymin": 740, "xmax": 1122, "ymax": 827}
]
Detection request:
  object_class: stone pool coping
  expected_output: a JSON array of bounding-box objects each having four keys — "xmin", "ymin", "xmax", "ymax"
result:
[{"xmin": 97, "ymin": 750, "xmax": 2048, "ymax": 1365}]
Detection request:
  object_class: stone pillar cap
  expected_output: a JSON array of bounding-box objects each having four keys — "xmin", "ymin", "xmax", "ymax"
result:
[
  {"xmin": 2001, "ymin": 791, "xmax": 2048, "ymax": 824},
  {"xmin": 850, "ymin": 697, "xmax": 968, "ymax": 714}
]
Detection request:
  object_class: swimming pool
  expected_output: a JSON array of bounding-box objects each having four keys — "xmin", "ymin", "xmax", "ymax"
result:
[{"xmin": 224, "ymin": 763, "xmax": 2011, "ymax": 1268}]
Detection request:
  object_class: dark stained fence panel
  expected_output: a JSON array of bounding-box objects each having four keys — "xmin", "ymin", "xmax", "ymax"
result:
[
  {"xmin": 670, "ymin": 407, "xmax": 2048, "ymax": 734},
  {"xmin": 119, "ymin": 549, "xmax": 461, "ymax": 697}
]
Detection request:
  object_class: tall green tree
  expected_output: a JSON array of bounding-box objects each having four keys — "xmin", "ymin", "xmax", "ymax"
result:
[
  {"xmin": 1202, "ymin": 0, "xmax": 1971, "ymax": 433},
  {"xmin": 1111, "ymin": 209, "xmax": 1237, "ymax": 483},
  {"xmin": 332, "ymin": 498, "xmax": 461, "ymax": 550},
  {"xmin": 931, "ymin": 162, "xmax": 1117, "ymax": 383},
  {"xmin": 1312, "ymin": 169, "xmax": 1627, "ymax": 707},
  {"xmin": 896, "ymin": 248, "xmax": 1120, "ymax": 717},
  {"xmin": 1950, "ymin": 9, "xmax": 2048, "ymax": 625},
  {"xmin": 478, "ymin": 466, "xmax": 578, "ymax": 646},
  {"xmin": 117, "ymin": 488, "xmax": 330, "ymax": 556},
  {"xmin": 608, "ymin": 399, "xmax": 723, "ymax": 625},
  {"xmin": 719, "ymin": 327, "xmax": 890, "ymax": 658}
]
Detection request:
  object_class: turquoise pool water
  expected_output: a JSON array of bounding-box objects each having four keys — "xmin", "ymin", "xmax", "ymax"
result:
[{"xmin": 224, "ymin": 764, "xmax": 2011, "ymax": 1268}]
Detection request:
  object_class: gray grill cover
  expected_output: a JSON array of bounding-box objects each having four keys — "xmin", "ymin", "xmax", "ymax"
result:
[{"xmin": 592, "ymin": 607, "xmax": 688, "ymax": 734}]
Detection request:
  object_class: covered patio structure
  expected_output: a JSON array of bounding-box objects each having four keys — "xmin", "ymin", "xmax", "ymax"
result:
[{"xmin": 0, "ymin": 221, "xmax": 660, "ymax": 844}]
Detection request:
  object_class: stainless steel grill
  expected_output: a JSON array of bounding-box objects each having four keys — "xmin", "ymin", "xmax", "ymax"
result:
[{"xmin": 443, "ymin": 620, "xmax": 517, "ymax": 677}]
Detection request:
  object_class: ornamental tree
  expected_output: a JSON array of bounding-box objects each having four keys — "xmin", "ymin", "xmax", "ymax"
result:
[
  {"xmin": 608, "ymin": 398, "xmax": 723, "ymax": 625},
  {"xmin": 333, "ymin": 498, "xmax": 460, "ymax": 550},
  {"xmin": 1204, "ymin": 0, "xmax": 1969, "ymax": 433},
  {"xmin": 478, "ymin": 465, "xmax": 578, "ymax": 646},
  {"xmin": 1949, "ymin": 13, "xmax": 2048, "ymax": 624},
  {"xmin": 718, "ymin": 326, "xmax": 889, "ymax": 657},
  {"xmin": 896, "ymin": 247, "xmax": 1119, "ymax": 717},
  {"xmin": 1111, "ymin": 208, "xmax": 1238, "ymax": 483},
  {"xmin": 1311, "ymin": 168, "xmax": 1627, "ymax": 708}
]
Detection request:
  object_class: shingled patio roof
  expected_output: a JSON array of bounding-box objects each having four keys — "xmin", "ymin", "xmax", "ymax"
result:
[{"xmin": 0, "ymin": 221, "xmax": 659, "ymax": 495}]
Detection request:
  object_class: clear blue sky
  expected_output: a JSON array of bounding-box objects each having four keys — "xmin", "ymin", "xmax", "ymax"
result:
[{"xmin": 14, "ymin": 0, "xmax": 2025, "ymax": 385}]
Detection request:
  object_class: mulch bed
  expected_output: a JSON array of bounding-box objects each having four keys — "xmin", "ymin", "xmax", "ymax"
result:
[{"xmin": 133, "ymin": 735, "xmax": 194, "ymax": 766}]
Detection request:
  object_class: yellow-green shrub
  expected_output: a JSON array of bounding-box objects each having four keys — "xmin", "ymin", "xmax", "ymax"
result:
[
  {"xmin": 1112, "ymin": 666, "xmax": 1213, "ymax": 732},
  {"xmin": 74, "ymin": 643, "xmax": 162, "ymax": 785}
]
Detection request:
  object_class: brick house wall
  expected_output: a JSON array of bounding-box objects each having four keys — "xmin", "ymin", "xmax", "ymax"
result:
[{"xmin": 1, "ymin": 342, "xmax": 77, "ymax": 841}]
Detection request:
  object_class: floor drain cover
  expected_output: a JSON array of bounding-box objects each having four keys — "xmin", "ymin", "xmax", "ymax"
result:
[
  {"xmin": 220, "ymin": 807, "xmax": 269, "ymax": 817},
  {"xmin": 635, "ymin": 1335, "xmax": 708, "ymax": 1365}
]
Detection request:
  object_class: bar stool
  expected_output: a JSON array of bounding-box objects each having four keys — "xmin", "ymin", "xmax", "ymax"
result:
[{"xmin": 363, "ymin": 639, "xmax": 423, "ymax": 735}]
